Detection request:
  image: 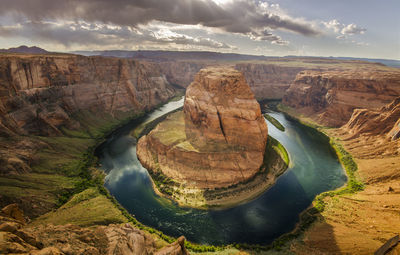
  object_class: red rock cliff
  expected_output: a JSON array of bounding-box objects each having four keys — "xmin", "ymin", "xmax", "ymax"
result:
[
  {"xmin": 137, "ymin": 67, "xmax": 268, "ymax": 190},
  {"xmin": 235, "ymin": 63, "xmax": 304, "ymax": 100},
  {"xmin": 343, "ymin": 97, "xmax": 400, "ymax": 140},
  {"xmin": 282, "ymin": 70, "xmax": 400, "ymax": 127},
  {"xmin": 184, "ymin": 67, "xmax": 268, "ymax": 152},
  {"xmin": 0, "ymin": 54, "xmax": 175, "ymax": 136}
]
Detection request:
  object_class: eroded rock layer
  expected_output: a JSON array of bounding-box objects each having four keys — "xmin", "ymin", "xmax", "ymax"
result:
[
  {"xmin": 235, "ymin": 63, "xmax": 305, "ymax": 100},
  {"xmin": 184, "ymin": 67, "xmax": 268, "ymax": 152},
  {"xmin": 343, "ymin": 97, "xmax": 400, "ymax": 140},
  {"xmin": 0, "ymin": 54, "xmax": 177, "ymax": 216},
  {"xmin": 282, "ymin": 70, "xmax": 400, "ymax": 127},
  {"xmin": 0, "ymin": 54, "xmax": 175, "ymax": 137},
  {"xmin": 137, "ymin": 67, "xmax": 268, "ymax": 190},
  {"xmin": 0, "ymin": 203, "xmax": 188, "ymax": 255}
]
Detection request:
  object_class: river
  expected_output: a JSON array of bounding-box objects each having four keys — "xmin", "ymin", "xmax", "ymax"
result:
[{"xmin": 96, "ymin": 98, "xmax": 346, "ymax": 245}]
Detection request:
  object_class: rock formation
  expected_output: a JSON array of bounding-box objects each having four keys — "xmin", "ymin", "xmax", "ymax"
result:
[
  {"xmin": 0, "ymin": 53, "xmax": 179, "ymax": 219},
  {"xmin": 343, "ymin": 97, "xmax": 400, "ymax": 140},
  {"xmin": 235, "ymin": 63, "xmax": 305, "ymax": 100},
  {"xmin": 158, "ymin": 62, "xmax": 305, "ymax": 99},
  {"xmin": 0, "ymin": 54, "xmax": 175, "ymax": 137},
  {"xmin": 0, "ymin": 204, "xmax": 189, "ymax": 255},
  {"xmin": 282, "ymin": 70, "xmax": 400, "ymax": 127},
  {"xmin": 0, "ymin": 54, "xmax": 177, "ymax": 177},
  {"xmin": 137, "ymin": 67, "xmax": 269, "ymax": 205},
  {"xmin": 157, "ymin": 61, "xmax": 207, "ymax": 88}
]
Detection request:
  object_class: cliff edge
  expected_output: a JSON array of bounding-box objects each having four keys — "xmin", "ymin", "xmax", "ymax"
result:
[{"xmin": 282, "ymin": 70, "xmax": 400, "ymax": 127}]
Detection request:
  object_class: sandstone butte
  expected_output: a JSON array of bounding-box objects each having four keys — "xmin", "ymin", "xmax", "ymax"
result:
[{"xmin": 136, "ymin": 67, "xmax": 287, "ymax": 208}]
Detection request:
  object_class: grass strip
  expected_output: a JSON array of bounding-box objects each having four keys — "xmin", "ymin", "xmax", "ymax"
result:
[{"xmin": 264, "ymin": 113, "xmax": 285, "ymax": 131}]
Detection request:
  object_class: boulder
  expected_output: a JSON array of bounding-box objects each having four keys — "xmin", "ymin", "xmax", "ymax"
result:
[{"xmin": 1, "ymin": 203, "xmax": 26, "ymax": 224}]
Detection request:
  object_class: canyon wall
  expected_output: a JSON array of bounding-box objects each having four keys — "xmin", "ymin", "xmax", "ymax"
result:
[
  {"xmin": 235, "ymin": 63, "xmax": 305, "ymax": 100},
  {"xmin": 156, "ymin": 61, "xmax": 305, "ymax": 100},
  {"xmin": 343, "ymin": 97, "xmax": 400, "ymax": 140},
  {"xmin": 282, "ymin": 70, "xmax": 400, "ymax": 127},
  {"xmin": 0, "ymin": 54, "xmax": 176, "ymax": 137},
  {"xmin": 157, "ymin": 61, "xmax": 207, "ymax": 88},
  {"xmin": 0, "ymin": 54, "xmax": 177, "ymax": 177}
]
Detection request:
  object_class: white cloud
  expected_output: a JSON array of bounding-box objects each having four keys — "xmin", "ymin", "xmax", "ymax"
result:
[
  {"xmin": 323, "ymin": 19, "xmax": 366, "ymax": 35},
  {"xmin": 341, "ymin": 24, "xmax": 366, "ymax": 35},
  {"xmin": 323, "ymin": 19, "xmax": 342, "ymax": 33}
]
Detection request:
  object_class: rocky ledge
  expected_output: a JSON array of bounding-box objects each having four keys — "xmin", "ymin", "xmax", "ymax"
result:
[
  {"xmin": 282, "ymin": 70, "xmax": 400, "ymax": 127},
  {"xmin": 343, "ymin": 97, "xmax": 400, "ymax": 140},
  {"xmin": 137, "ymin": 67, "xmax": 288, "ymax": 208},
  {"xmin": 0, "ymin": 203, "xmax": 188, "ymax": 255}
]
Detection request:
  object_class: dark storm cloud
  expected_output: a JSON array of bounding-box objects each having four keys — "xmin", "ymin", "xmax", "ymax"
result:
[
  {"xmin": 0, "ymin": 0, "xmax": 320, "ymax": 36},
  {"xmin": 0, "ymin": 20, "xmax": 236, "ymax": 49}
]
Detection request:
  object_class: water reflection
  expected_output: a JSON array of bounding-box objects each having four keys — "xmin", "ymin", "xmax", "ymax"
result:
[{"xmin": 96, "ymin": 101, "xmax": 346, "ymax": 245}]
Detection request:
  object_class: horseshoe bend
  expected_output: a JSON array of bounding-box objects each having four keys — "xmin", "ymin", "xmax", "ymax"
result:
[{"xmin": 137, "ymin": 67, "xmax": 288, "ymax": 208}]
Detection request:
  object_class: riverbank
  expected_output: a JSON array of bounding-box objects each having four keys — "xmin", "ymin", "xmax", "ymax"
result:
[
  {"xmin": 27, "ymin": 98, "xmax": 356, "ymax": 254},
  {"xmin": 145, "ymin": 133, "xmax": 289, "ymax": 210},
  {"xmin": 3, "ymin": 95, "xmax": 211, "ymax": 253},
  {"xmin": 272, "ymin": 104, "xmax": 400, "ymax": 254}
]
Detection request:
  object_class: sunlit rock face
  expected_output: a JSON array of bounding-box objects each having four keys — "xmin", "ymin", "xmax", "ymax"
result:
[
  {"xmin": 137, "ymin": 67, "xmax": 268, "ymax": 189},
  {"xmin": 0, "ymin": 54, "xmax": 176, "ymax": 176},
  {"xmin": 0, "ymin": 54, "xmax": 175, "ymax": 136},
  {"xmin": 343, "ymin": 97, "xmax": 400, "ymax": 140},
  {"xmin": 184, "ymin": 67, "xmax": 268, "ymax": 152},
  {"xmin": 283, "ymin": 70, "xmax": 400, "ymax": 127}
]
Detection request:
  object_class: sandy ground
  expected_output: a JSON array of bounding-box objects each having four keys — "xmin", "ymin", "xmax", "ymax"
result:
[{"xmin": 291, "ymin": 129, "xmax": 400, "ymax": 254}]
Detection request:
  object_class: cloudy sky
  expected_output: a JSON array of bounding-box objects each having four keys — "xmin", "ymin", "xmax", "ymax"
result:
[{"xmin": 0, "ymin": 0, "xmax": 399, "ymax": 59}]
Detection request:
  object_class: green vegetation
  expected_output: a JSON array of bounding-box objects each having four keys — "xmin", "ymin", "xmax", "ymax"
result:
[
  {"xmin": 34, "ymin": 187, "xmax": 127, "ymax": 226},
  {"xmin": 132, "ymin": 107, "xmax": 183, "ymax": 139},
  {"xmin": 314, "ymin": 139, "xmax": 364, "ymax": 211},
  {"xmin": 259, "ymin": 104, "xmax": 364, "ymax": 252},
  {"xmin": 7, "ymin": 93, "xmax": 361, "ymax": 253},
  {"xmin": 0, "ymin": 173, "xmax": 78, "ymax": 217},
  {"xmin": 150, "ymin": 171, "xmax": 178, "ymax": 196},
  {"xmin": 263, "ymin": 136, "xmax": 289, "ymax": 167},
  {"xmin": 17, "ymin": 97, "xmax": 211, "ymax": 251},
  {"xmin": 276, "ymin": 108, "xmax": 364, "ymax": 213},
  {"xmin": 264, "ymin": 113, "xmax": 285, "ymax": 132}
]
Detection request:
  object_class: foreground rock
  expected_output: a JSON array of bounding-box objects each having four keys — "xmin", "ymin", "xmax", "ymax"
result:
[
  {"xmin": 136, "ymin": 67, "xmax": 287, "ymax": 208},
  {"xmin": 283, "ymin": 70, "xmax": 400, "ymax": 127},
  {"xmin": 0, "ymin": 204, "xmax": 189, "ymax": 255}
]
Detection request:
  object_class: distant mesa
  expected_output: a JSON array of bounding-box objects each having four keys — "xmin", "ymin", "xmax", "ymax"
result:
[
  {"xmin": 137, "ymin": 67, "xmax": 288, "ymax": 208},
  {"xmin": 0, "ymin": 45, "xmax": 48, "ymax": 54}
]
